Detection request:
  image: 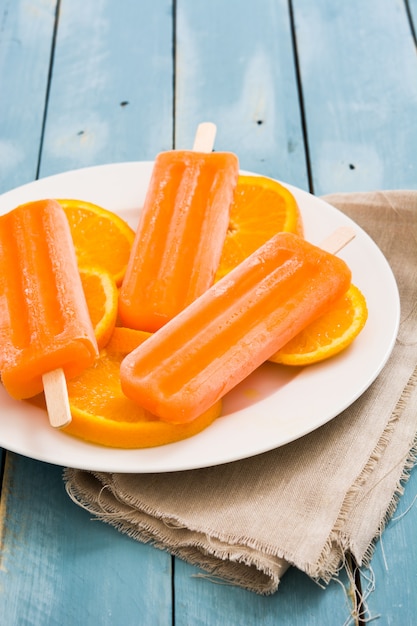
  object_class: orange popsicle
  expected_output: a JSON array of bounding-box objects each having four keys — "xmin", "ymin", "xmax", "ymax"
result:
[
  {"xmin": 120, "ymin": 231, "xmax": 353, "ymax": 424},
  {"xmin": 118, "ymin": 126, "xmax": 239, "ymax": 332},
  {"xmin": 0, "ymin": 199, "xmax": 98, "ymax": 425}
]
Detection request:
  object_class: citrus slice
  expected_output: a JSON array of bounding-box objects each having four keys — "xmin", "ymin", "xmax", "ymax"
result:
[
  {"xmin": 269, "ymin": 284, "xmax": 368, "ymax": 366},
  {"xmin": 63, "ymin": 327, "xmax": 221, "ymax": 448},
  {"xmin": 216, "ymin": 175, "xmax": 304, "ymax": 280},
  {"xmin": 59, "ymin": 198, "xmax": 135, "ymax": 285},
  {"xmin": 107, "ymin": 326, "xmax": 153, "ymax": 352},
  {"xmin": 79, "ymin": 267, "xmax": 118, "ymax": 349}
]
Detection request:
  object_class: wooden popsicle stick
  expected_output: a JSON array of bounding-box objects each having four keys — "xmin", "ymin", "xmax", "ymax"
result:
[
  {"xmin": 192, "ymin": 122, "xmax": 217, "ymax": 153},
  {"xmin": 320, "ymin": 226, "xmax": 356, "ymax": 254},
  {"xmin": 42, "ymin": 368, "xmax": 72, "ymax": 428}
]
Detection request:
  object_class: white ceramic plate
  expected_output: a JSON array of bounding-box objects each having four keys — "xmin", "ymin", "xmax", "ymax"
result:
[{"xmin": 0, "ymin": 163, "xmax": 400, "ymax": 472}]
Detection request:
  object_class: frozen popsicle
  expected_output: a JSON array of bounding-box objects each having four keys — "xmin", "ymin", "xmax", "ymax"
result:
[
  {"xmin": 120, "ymin": 230, "xmax": 353, "ymax": 424},
  {"xmin": 0, "ymin": 199, "xmax": 99, "ymax": 427},
  {"xmin": 118, "ymin": 123, "xmax": 239, "ymax": 332}
]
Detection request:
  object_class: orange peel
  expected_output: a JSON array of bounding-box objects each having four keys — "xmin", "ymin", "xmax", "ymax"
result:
[
  {"xmin": 59, "ymin": 198, "xmax": 135, "ymax": 285},
  {"xmin": 79, "ymin": 267, "xmax": 118, "ymax": 349},
  {"xmin": 216, "ymin": 175, "xmax": 303, "ymax": 280},
  {"xmin": 269, "ymin": 284, "xmax": 368, "ymax": 365}
]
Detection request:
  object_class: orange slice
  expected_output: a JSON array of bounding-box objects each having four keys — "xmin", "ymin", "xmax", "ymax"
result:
[
  {"xmin": 269, "ymin": 284, "xmax": 368, "ymax": 366},
  {"xmin": 106, "ymin": 326, "xmax": 153, "ymax": 352},
  {"xmin": 79, "ymin": 267, "xmax": 118, "ymax": 349},
  {"xmin": 59, "ymin": 198, "xmax": 135, "ymax": 285},
  {"xmin": 216, "ymin": 175, "xmax": 303, "ymax": 280},
  {"xmin": 63, "ymin": 327, "xmax": 221, "ymax": 448}
]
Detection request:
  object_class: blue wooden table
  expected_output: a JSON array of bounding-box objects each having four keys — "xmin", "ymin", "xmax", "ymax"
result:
[{"xmin": 1, "ymin": 1, "xmax": 417, "ymax": 624}]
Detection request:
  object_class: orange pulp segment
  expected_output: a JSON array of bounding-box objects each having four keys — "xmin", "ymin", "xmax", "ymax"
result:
[
  {"xmin": 59, "ymin": 198, "xmax": 135, "ymax": 285},
  {"xmin": 107, "ymin": 326, "xmax": 153, "ymax": 352},
  {"xmin": 269, "ymin": 284, "xmax": 368, "ymax": 365},
  {"xmin": 215, "ymin": 175, "xmax": 304, "ymax": 280},
  {"xmin": 63, "ymin": 327, "xmax": 221, "ymax": 448},
  {"xmin": 79, "ymin": 267, "xmax": 119, "ymax": 349}
]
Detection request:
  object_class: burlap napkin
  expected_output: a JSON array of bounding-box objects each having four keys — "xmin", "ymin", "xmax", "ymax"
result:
[{"xmin": 64, "ymin": 191, "xmax": 417, "ymax": 595}]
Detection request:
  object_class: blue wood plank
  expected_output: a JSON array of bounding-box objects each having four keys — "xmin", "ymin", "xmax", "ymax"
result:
[
  {"xmin": 174, "ymin": 0, "xmax": 308, "ymax": 189},
  {"xmin": 175, "ymin": 560, "xmax": 355, "ymax": 626},
  {"xmin": 0, "ymin": 454, "xmax": 172, "ymax": 625},
  {"xmin": 0, "ymin": 0, "xmax": 57, "ymax": 193},
  {"xmin": 358, "ymin": 465, "xmax": 417, "ymax": 623},
  {"xmin": 39, "ymin": 0, "xmax": 174, "ymax": 177},
  {"xmin": 409, "ymin": 0, "xmax": 417, "ymax": 26},
  {"xmin": 292, "ymin": 0, "xmax": 417, "ymax": 194}
]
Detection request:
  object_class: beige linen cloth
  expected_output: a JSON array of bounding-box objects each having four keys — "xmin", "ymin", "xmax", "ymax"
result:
[{"xmin": 64, "ymin": 190, "xmax": 417, "ymax": 595}]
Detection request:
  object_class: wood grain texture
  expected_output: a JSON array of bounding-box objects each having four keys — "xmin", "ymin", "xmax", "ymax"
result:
[
  {"xmin": 292, "ymin": 0, "xmax": 417, "ymax": 195},
  {"xmin": 174, "ymin": 559, "xmax": 354, "ymax": 626},
  {"xmin": 361, "ymin": 467, "xmax": 417, "ymax": 622},
  {"xmin": 0, "ymin": 0, "xmax": 56, "ymax": 193},
  {"xmin": 0, "ymin": 454, "xmax": 172, "ymax": 625},
  {"xmin": 408, "ymin": 0, "xmax": 417, "ymax": 26},
  {"xmin": 39, "ymin": 0, "xmax": 174, "ymax": 176},
  {"xmin": 174, "ymin": 0, "xmax": 309, "ymax": 189}
]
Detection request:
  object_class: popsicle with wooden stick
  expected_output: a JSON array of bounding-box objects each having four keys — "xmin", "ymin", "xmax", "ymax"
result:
[
  {"xmin": 120, "ymin": 228, "xmax": 354, "ymax": 424},
  {"xmin": 0, "ymin": 199, "xmax": 99, "ymax": 427},
  {"xmin": 118, "ymin": 122, "xmax": 240, "ymax": 332}
]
